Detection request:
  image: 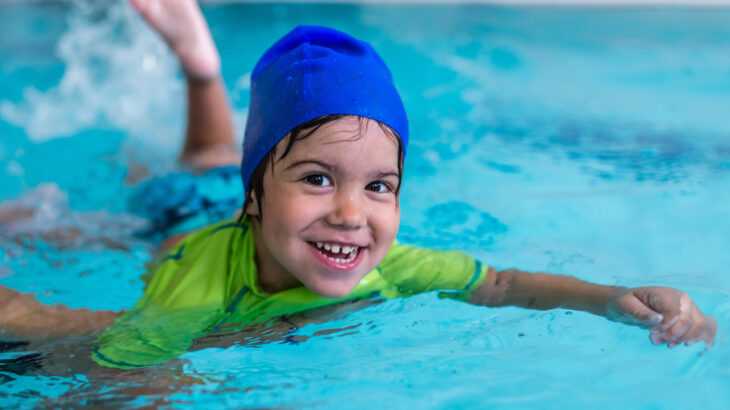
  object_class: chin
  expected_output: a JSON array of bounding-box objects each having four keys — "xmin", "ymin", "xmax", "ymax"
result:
[{"xmin": 305, "ymin": 277, "xmax": 359, "ymax": 298}]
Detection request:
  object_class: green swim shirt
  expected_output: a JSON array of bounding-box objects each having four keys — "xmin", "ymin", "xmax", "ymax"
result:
[{"xmin": 93, "ymin": 220, "xmax": 488, "ymax": 369}]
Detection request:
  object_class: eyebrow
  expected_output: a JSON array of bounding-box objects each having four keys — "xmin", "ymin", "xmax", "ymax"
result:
[
  {"xmin": 373, "ymin": 171, "xmax": 400, "ymax": 180},
  {"xmin": 284, "ymin": 159, "xmax": 335, "ymax": 172},
  {"xmin": 285, "ymin": 159, "xmax": 399, "ymax": 179}
]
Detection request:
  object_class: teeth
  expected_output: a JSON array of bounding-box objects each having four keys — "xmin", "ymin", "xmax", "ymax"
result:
[
  {"xmin": 329, "ymin": 249, "xmax": 357, "ymax": 265},
  {"xmin": 312, "ymin": 242, "xmax": 361, "ymax": 260}
]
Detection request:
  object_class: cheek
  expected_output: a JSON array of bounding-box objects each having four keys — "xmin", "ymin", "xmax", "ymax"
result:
[
  {"xmin": 265, "ymin": 190, "xmax": 324, "ymax": 237},
  {"xmin": 371, "ymin": 201, "xmax": 400, "ymax": 251},
  {"xmin": 381, "ymin": 206, "xmax": 400, "ymax": 240}
]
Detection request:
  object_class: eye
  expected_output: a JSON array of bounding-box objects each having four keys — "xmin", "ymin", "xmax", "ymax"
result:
[
  {"xmin": 366, "ymin": 181, "xmax": 394, "ymax": 194},
  {"xmin": 303, "ymin": 174, "xmax": 333, "ymax": 187}
]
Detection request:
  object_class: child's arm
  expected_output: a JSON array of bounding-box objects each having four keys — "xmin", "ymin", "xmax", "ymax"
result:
[
  {"xmin": 0, "ymin": 286, "xmax": 119, "ymax": 340},
  {"xmin": 130, "ymin": 0, "xmax": 239, "ymax": 172},
  {"xmin": 470, "ymin": 268, "xmax": 717, "ymax": 347}
]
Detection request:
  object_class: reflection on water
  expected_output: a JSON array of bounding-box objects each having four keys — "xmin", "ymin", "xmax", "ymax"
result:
[{"xmin": 0, "ymin": 299, "xmax": 382, "ymax": 408}]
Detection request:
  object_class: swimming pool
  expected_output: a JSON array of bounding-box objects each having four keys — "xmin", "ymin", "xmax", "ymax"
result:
[{"xmin": 1, "ymin": 1, "xmax": 729, "ymax": 408}]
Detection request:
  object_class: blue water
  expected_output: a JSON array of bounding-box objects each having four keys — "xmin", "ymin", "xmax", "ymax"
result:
[{"xmin": 1, "ymin": 2, "xmax": 729, "ymax": 408}]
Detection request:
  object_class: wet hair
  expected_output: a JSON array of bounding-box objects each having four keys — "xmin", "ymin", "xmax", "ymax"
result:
[{"xmin": 240, "ymin": 115, "xmax": 404, "ymax": 222}]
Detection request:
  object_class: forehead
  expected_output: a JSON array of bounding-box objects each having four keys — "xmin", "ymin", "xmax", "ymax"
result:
[{"xmin": 279, "ymin": 117, "xmax": 400, "ymax": 168}]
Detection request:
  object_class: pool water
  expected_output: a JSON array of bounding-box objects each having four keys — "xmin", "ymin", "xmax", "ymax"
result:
[{"xmin": 1, "ymin": 2, "xmax": 729, "ymax": 408}]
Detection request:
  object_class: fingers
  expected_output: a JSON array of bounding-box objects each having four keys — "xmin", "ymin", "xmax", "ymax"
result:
[
  {"xmin": 649, "ymin": 297, "xmax": 716, "ymax": 348},
  {"xmin": 636, "ymin": 289, "xmax": 717, "ymax": 349},
  {"xmin": 649, "ymin": 314, "xmax": 683, "ymax": 346},
  {"xmin": 682, "ymin": 315, "xmax": 717, "ymax": 347},
  {"xmin": 644, "ymin": 288, "xmax": 684, "ymax": 325},
  {"xmin": 702, "ymin": 317, "xmax": 717, "ymax": 347},
  {"xmin": 609, "ymin": 289, "xmax": 664, "ymax": 328},
  {"xmin": 632, "ymin": 306, "xmax": 664, "ymax": 328},
  {"xmin": 678, "ymin": 320, "xmax": 710, "ymax": 347},
  {"xmin": 663, "ymin": 317, "xmax": 693, "ymax": 347},
  {"xmin": 661, "ymin": 294, "xmax": 692, "ymax": 346}
]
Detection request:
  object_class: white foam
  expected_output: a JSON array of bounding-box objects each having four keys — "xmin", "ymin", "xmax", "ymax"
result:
[
  {"xmin": 0, "ymin": 183, "xmax": 147, "ymax": 250},
  {"xmin": 0, "ymin": 0, "xmax": 184, "ymax": 150}
]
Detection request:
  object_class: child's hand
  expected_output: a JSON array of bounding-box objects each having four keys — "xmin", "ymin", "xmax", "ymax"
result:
[{"xmin": 606, "ymin": 286, "xmax": 717, "ymax": 348}]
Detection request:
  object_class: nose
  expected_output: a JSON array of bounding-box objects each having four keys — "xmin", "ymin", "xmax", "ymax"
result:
[{"xmin": 326, "ymin": 190, "xmax": 366, "ymax": 229}]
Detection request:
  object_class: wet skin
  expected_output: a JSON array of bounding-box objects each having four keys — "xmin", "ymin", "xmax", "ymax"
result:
[{"xmin": 246, "ymin": 117, "xmax": 402, "ymax": 298}]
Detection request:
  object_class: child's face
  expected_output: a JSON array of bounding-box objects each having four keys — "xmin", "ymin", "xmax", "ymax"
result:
[{"xmin": 248, "ymin": 117, "xmax": 401, "ymax": 297}]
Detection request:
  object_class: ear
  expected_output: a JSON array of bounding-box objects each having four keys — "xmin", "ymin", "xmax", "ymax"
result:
[{"xmin": 245, "ymin": 191, "xmax": 260, "ymax": 217}]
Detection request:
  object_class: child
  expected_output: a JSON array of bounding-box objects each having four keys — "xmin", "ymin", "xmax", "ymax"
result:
[{"xmin": 0, "ymin": 0, "xmax": 716, "ymax": 369}]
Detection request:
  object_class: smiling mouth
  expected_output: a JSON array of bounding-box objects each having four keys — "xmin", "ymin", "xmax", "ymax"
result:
[{"xmin": 308, "ymin": 241, "xmax": 362, "ymax": 265}]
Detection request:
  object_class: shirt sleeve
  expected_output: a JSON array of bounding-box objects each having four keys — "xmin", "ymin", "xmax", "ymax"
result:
[
  {"xmin": 376, "ymin": 242, "xmax": 489, "ymax": 302},
  {"xmin": 92, "ymin": 304, "xmax": 223, "ymax": 369},
  {"xmin": 92, "ymin": 225, "xmax": 234, "ymax": 369}
]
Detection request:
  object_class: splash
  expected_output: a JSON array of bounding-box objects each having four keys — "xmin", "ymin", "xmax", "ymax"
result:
[
  {"xmin": 0, "ymin": 183, "xmax": 147, "ymax": 251},
  {"xmin": 0, "ymin": 0, "xmax": 184, "ymax": 149}
]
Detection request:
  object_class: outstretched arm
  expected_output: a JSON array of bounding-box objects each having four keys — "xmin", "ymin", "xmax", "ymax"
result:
[
  {"xmin": 470, "ymin": 268, "xmax": 717, "ymax": 347},
  {"xmin": 0, "ymin": 286, "xmax": 119, "ymax": 340}
]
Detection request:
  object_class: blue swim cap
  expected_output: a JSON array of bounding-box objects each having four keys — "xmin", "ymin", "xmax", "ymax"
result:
[{"xmin": 241, "ymin": 25, "xmax": 409, "ymax": 194}]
